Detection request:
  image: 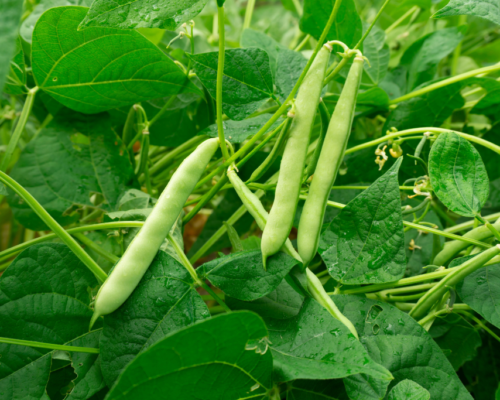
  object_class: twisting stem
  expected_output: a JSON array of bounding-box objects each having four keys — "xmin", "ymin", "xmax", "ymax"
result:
[
  {"xmin": 216, "ymin": 6, "xmax": 230, "ymax": 161},
  {"xmin": 0, "ymin": 171, "xmax": 108, "ymax": 283},
  {"xmin": 1, "ymin": 87, "xmax": 38, "ymax": 172}
]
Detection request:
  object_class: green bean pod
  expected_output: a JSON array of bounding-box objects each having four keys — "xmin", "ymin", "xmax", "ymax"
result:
[
  {"xmin": 297, "ymin": 55, "xmax": 364, "ymax": 267},
  {"xmin": 261, "ymin": 45, "xmax": 332, "ymax": 266},
  {"xmin": 433, "ymin": 217, "xmax": 500, "ymax": 266},
  {"xmin": 90, "ymin": 138, "xmax": 219, "ymax": 327},
  {"xmin": 227, "ymin": 167, "xmax": 302, "ymax": 264}
]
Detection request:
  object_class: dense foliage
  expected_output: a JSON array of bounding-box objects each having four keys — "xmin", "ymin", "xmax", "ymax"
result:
[{"xmin": 1, "ymin": 0, "xmax": 500, "ymax": 399}]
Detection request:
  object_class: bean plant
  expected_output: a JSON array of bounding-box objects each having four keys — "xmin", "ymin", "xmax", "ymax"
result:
[{"xmin": 1, "ymin": 0, "xmax": 500, "ymax": 399}]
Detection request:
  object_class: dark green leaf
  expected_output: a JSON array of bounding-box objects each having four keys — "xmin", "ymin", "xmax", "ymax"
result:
[
  {"xmin": 100, "ymin": 251, "xmax": 209, "ymax": 386},
  {"xmin": 226, "ymin": 279, "xmax": 304, "ymax": 320},
  {"xmin": 0, "ymin": 0, "xmax": 24, "ymax": 91},
  {"xmin": 0, "ymin": 243, "xmax": 98, "ymax": 400},
  {"xmin": 189, "ymin": 48, "xmax": 275, "ymax": 120},
  {"xmin": 266, "ymin": 298, "xmax": 393, "ymax": 382},
  {"xmin": 387, "ymin": 380, "xmax": 430, "ymax": 400},
  {"xmin": 275, "ymin": 49, "xmax": 308, "ymax": 102},
  {"xmin": 434, "ymin": 0, "xmax": 500, "ymax": 25},
  {"xmin": 319, "ymin": 158, "xmax": 406, "ymax": 284},
  {"xmin": 457, "ymin": 263, "xmax": 500, "ymax": 329},
  {"xmin": 80, "ymin": 0, "xmax": 208, "ymax": 30},
  {"xmin": 8, "ymin": 112, "xmax": 135, "ymax": 231},
  {"xmin": 32, "ymin": 6, "xmax": 197, "ymax": 114},
  {"xmin": 198, "ymin": 250, "xmax": 298, "ymax": 301},
  {"xmin": 400, "ymin": 27, "xmax": 465, "ymax": 91},
  {"xmin": 430, "ymin": 314, "xmax": 482, "ymax": 370},
  {"xmin": 300, "ymin": 0, "xmax": 362, "ymax": 48},
  {"xmin": 429, "ymin": 131, "xmax": 489, "ymax": 217},
  {"xmin": 334, "ymin": 296, "xmax": 473, "ymax": 400},
  {"xmin": 199, "ymin": 114, "xmax": 281, "ymax": 143},
  {"xmin": 106, "ymin": 312, "xmax": 273, "ymax": 400},
  {"xmin": 363, "ymin": 24, "xmax": 390, "ymax": 85},
  {"xmin": 241, "ymin": 28, "xmax": 285, "ymax": 79},
  {"xmin": 287, "ymin": 379, "xmax": 349, "ymax": 400},
  {"xmin": 20, "ymin": 0, "xmax": 92, "ymax": 42}
]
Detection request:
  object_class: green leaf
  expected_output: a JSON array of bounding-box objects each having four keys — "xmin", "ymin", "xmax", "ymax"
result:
[
  {"xmin": 0, "ymin": 0, "xmax": 24, "ymax": 91},
  {"xmin": 319, "ymin": 158, "xmax": 406, "ymax": 285},
  {"xmin": 79, "ymin": 0, "xmax": 208, "ymax": 30},
  {"xmin": 457, "ymin": 263, "xmax": 500, "ymax": 329},
  {"xmin": 199, "ymin": 114, "xmax": 282, "ymax": 143},
  {"xmin": 429, "ymin": 131, "xmax": 489, "ymax": 217},
  {"xmin": 3, "ymin": 38, "xmax": 27, "ymax": 95},
  {"xmin": 198, "ymin": 250, "xmax": 298, "ymax": 301},
  {"xmin": 32, "ymin": 6, "xmax": 198, "ymax": 114},
  {"xmin": 387, "ymin": 380, "xmax": 430, "ymax": 400},
  {"xmin": 400, "ymin": 27, "xmax": 465, "ymax": 91},
  {"xmin": 286, "ymin": 379, "xmax": 350, "ymax": 400},
  {"xmin": 0, "ymin": 243, "xmax": 98, "ymax": 400},
  {"xmin": 0, "ymin": 183, "xmax": 7, "ymax": 196},
  {"xmin": 100, "ymin": 251, "xmax": 209, "ymax": 386},
  {"xmin": 189, "ymin": 48, "xmax": 275, "ymax": 121},
  {"xmin": 300, "ymin": 0, "xmax": 362, "ymax": 48},
  {"xmin": 429, "ymin": 315, "xmax": 482, "ymax": 371},
  {"xmin": 241, "ymin": 29, "xmax": 285, "ymax": 80},
  {"xmin": 362, "ymin": 24, "xmax": 390, "ymax": 85},
  {"xmin": 226, "ymin": 279, "xmax": 304, "ymax": 320},
  {"xmin": 66, "ymin": 330, "xmax": 107, "ymax": 400},
  {"xmin": 20, "ymin": 0, "xmax": 92, "ymax": 42},
  {"xmin": 105, "ymin": 312, "xmax": 273, "ymax": 400},
  {"xmin": 334, "ymin": 296, "xmax": 473, "ymax": 400},
  {"xmin": 266, "ymin": 298, "xmax": 393, "ymax": 382},
  {"xmin": 434, "ymin": 0, "xmax": 500, "ymax": 26},
  {"xmin": 383, "ymin": 82, "xmax": 465, "ymax": 131},
  {"xmin": 7, "ymin": 112, "xmax": 135, "ymax": 231}
]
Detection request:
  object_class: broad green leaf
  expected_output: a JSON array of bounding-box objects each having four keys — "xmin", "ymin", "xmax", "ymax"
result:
[
  {"xmin": 106, "ymin": 312, "xmax": 273, "ymax": 400},
  {"xmin": 66, "ymin": 330, "xmax": 107, "ymax": 400},
  {"xmin": 275, "ymin": 49, "xmax": 308, "ymax": 102},
  {"xmin": 79, "ymin": 0, "xmax": 209, "ymax": 30},
  {"xmin": 383, "ymin": 82, "xmax": 465, "ymax": 131},
  {"xmin": 266, "ymin": 298, "xmax": 393, "ymax": 382},
  {"xmin": 189, "ymin": 48, "xmax": 275, "ymax": 121},
  {"xmin": 286, "ymin": 379, "xmax": 350, "ymax": 400},
  {"xmin": 334, "ymin": 296, "xmax": 473, "ymax": 400},
  {"xmin": 429, "ymin": 314, "xmax": 482, "ymax": 371},
  {"xmin": 7, "ymin": 112, "xmax": 135, "ymax": 231},
  {"xmin": 400, "ymin": 27, "xmax": 465, "ymax": 91},
  {"xmin": 3, "ymin": 38, "xmax": 27, "ymax": 95},
  {"xmin": 199, "ymin": 114, "xmax": 282, "ymax": 143},
  {"xmin": 32, "ymin": 6, "xmax": 197, "ymax": 114},
  {"xmin": 462, "ymin": 335, "xmax": 500, "ymax": 400},
  {"xmin": 143, "ymin": 94, "xmax": 210, "ymax": 147},
  {"xmin": 300, "ymin": 0, "xmax": 362, "ymax": 48},
  {"xmin": 198, "ymin": 250, "xmax": 298, "ymax": 301},
  {"xmin": 362, "ymin": 24, "xmax": 390, "ymax": 85},
  {"xmin": 429, "ymin": 131, "xmax": 489, "ymax": 217},
  {"xmin": 0, "ymin": 0, "xmax": 24, "ymax": 91},
  {"xmin": 241, "ymin": 28, "xmax": 285, "ymax": 79},
  {"xmin": 319, "ymin": 158, "xmax": 406, "ymax": 284},
  {"xmin": 100, "ymin": 251, "xmax": 209, "ymax": 387},
  {"xmin": 227, "ymin": 279, "xmax": 304, "ymax": 320},
  {"xmin": 0, "ymin": 243, "xmax": 98, "ymax": 400},
  {"xmin": 20, "ymin": 0, "xmax": 92, "ymax": 42},
  {"xmin": 388, "ymin": 380, "xmax": 430, "ymax": 400},
  {"xmin": 457, "ymin": 263, "xmax": 500, "ymax": 330},
  {"xmin": 434, "ymin": 0, "xmax": 500, "ymax": 25}
]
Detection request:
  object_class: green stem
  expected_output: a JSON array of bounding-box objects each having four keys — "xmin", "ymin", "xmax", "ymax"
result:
[
  {"xmin": 200, "ymin": 280, "xmax": 231, "ymax": 313},
  {"xmin": 122, "ymin": 105, "xmax": 137, "ymax": 146},
  {"xmin": 390, "ymin": 64, "xmax": 500, "ymax": 104},
  {"xmin": 451, "ymin": 15, "xmax": 467, "ymax": 76},
  {"xmin": 410, "ymin": 245, "xmax": 500, "ymax": 319},
  {"xmin": 148, "ymin": 95, "xmax": 177, "ymax": 127},
  {"xmin": 167, "ymin": 232, "xmax": 200, "ymax": 283},
  {"xmin": 242, "ymin": 0, "xmax": 256, "ymax": 30},
  {"xmin": 73, "ymin": 233, "xmax": 119, "ymax": 265},
  {"xmin": 1, "ymin": 87, "xmax": 38, "ymax": 172},
  {"xmin": 418, "ymin": 308, "xmax": 450, "ymax": 327},
  {"xmin": 195, "ymin": 1, "xmax": 345, "ymax": 189},
  {"xmin": 306, "ymin": 268, "xmax": 359, "ymax": 338},
  {"xmin": 294, "ymin": 34, "xmax": 311, "ymax": 51},
  {"xmin": 445, "ymin": 212, "xmax": 500, "ymax": 234},
  {"xmin": 354, "ymin": 0, "xmax": 391, "ymax": 50},
  {"xmin": 476, "ymin": 215, "xmax": 500, "ymax": 242},
  {"xmin": 0, "ymin": 336, "xmax": 100, "ymax": 353},
  {"xmin": 216, "ymin": 6, "xmax": 230, "ymax": 161},
  {"xmin": 324, "ymin": 54, "xmax": 354, "ymax": 86},
  {"xmin": 457, "ymin": 311, "xmax": 500, "ymax": 342},
  {"xmin": 385, "ymin": 5, "xmax": 419, "ymax": 34},
  {"xmin": 0, "ymin": 171, "xmax": 107, "ymax": 282}
]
